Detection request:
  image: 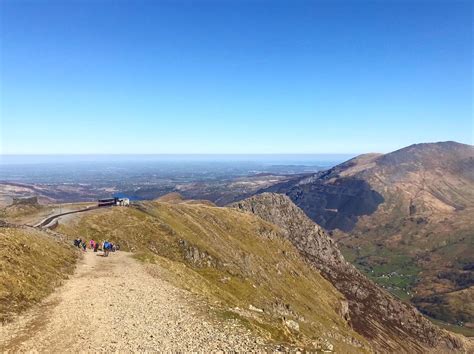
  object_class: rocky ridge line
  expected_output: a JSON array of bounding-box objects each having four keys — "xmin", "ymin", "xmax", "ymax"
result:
[{"xmin": 230, "ymin": 193, "xmax": 466, "ymax": 352}]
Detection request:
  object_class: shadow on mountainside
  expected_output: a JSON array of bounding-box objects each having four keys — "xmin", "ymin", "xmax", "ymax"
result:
[{"xmin": 265, "ymin": 177, "xmax": 384, "ymax": 232}]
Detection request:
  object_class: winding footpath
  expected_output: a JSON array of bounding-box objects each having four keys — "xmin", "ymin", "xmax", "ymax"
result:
[{"xmin": 0, "ymin": 251, "xmax": 265, "ymax": 352}]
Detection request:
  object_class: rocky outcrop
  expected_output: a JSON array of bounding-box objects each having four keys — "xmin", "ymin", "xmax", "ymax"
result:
[
  {"xmin": 231, "ymin": 193, "xmax": 465, "ymax": 352},
  {"xmin": 179, "ymin": 239, "xmax": 219, "ymax": 268}
]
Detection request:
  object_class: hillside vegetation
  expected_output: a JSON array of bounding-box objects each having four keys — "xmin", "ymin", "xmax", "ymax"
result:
[
  {"xmin": 57, "ymin": 198, "xmax": 369, "ymax": 352},
  {"xmin": 0, "ymin": 226, "xmax": 77, "ymax": 322},
  {"xmin": 0, "ymin": 197, "xmax": 50, "ymax": 225}
]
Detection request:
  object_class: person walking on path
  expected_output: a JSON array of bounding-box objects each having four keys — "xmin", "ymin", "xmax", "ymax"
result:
[{"xmin": 103, "ymin": 241, "xmax": 110, "ymax": 257}]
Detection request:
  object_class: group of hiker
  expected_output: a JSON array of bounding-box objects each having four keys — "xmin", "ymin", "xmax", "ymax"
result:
[{"xmin": 73, "ymin": 238, "xmax": 119, "ymax": 256}]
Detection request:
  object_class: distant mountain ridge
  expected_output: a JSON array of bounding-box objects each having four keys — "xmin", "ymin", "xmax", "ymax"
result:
[
  {"xmin": 264, "ymin": 141, "xmax": 473, "ymax": 231},
  {"xmin": 259, "ymin": 141, "xmax": 474, "ymax": 328}
]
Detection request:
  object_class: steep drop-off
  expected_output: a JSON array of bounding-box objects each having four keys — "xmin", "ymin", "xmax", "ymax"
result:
[{"xmin": 231, "ymin": 193, "xmax": 466, "ymax": 352}]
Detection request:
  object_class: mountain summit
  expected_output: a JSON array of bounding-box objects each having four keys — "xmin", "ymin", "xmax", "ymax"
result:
[{"xmin": 262, "ymin": 141, "xmax": 474, "ymax": 327}]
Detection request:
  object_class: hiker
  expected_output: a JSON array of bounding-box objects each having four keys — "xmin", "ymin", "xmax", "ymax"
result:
[
  {"xmin": 81, "ymin": 241, "xmax": 87, "ymax": 252},
  {"xmin": 89, "ymin": 239, "xmax": 95, "ymax": 249},
  {"xmin": 103, "ymin": 241, "xmax": 110, "ymax": 257},
  {"xmin": 74, "ymin": 238, "xmax": 82, "ymax": 248},
  {"xmin": 94, "ymin": 242, "xmax": 99, "ymax": 252}
]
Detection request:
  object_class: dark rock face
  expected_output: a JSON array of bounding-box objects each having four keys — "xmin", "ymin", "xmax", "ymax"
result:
[
  {"xmin": 267, "ymin": 177, "xmax": 384, "ymax": 232},
  {"xmin": 230, "ymin": 193, "xmax": 464, "ymax": 352}
]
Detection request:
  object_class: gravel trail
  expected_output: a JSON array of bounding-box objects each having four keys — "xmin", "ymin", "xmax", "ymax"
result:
[{"xmin": 0, "ymin": 251, "xmax": 264, "ymax": 352}]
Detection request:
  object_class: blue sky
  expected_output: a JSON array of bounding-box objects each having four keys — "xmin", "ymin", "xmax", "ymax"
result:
[{"xmin": 1, "ymin": 0, "xmax": 472, "ymax": 154}]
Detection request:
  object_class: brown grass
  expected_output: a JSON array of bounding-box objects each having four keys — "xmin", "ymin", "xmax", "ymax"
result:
[
  {"xmin": 57, "ymin": 202, "xmax": 370, "ymax": 352},
  {"xmin": 0, "ymin": 227, "xmax": 78, "ymax": 322}
]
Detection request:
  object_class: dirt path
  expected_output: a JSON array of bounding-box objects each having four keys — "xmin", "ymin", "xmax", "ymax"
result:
[{"xmin": 0, "ymin": 251, "xmax": 264, "ymax": 352}]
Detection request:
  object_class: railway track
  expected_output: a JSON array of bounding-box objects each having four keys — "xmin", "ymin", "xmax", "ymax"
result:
[{"xmin": 34, "ymin": 206, "xmax": 100, "ymax": 228}]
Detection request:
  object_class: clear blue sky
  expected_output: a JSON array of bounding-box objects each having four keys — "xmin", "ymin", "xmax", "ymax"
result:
[{"xmin": 1, "ymin": 0, "xmax": 472, "ymax": 154}]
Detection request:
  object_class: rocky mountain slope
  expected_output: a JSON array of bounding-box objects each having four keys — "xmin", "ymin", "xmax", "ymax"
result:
[
  {"xmin": 262, "ymin": 141, "xmax": 474, "ymax": 328},
  {"xmin": 55, "ymin": 197, "xmax": 369, "ymax": 352},
  {"xmin": 231, "ymin": 193, "xmax": 466, "ymax": 352}
]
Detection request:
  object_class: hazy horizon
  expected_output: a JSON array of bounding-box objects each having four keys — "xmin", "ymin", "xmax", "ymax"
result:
[
  {"xmin": 1, "ymin": 140, "xmax": 471, "ymax": 162},
  {"xmin": 0, "ymin": 153, "xmax": 355, "ymax": 166}
]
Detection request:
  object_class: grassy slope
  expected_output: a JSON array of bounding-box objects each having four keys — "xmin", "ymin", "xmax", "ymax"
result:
[
  {"xmin": 335, "ymin": 192, "xmax": 474, "ymax": 338},
  {"xmin": 57, "ymin": 202, "xmax": 370, "ymax": 352},
  {"xmin": 0, "ymin": 227, "xmax": 78, "ymax": 322},
  {"xmin": 0, "ymin": 204, "xmax": 50, "ymax": 224},
  {"xmin": 0, "ymin": 202, "xmax": 97, "ymax": 226}
]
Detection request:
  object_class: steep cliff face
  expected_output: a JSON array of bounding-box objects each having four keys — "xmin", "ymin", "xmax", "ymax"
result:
[{"xmin": 231, "ymin": 193, "xmax": 465, "ymax": 352}]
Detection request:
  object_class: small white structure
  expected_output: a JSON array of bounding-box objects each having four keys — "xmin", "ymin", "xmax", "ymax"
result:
[{"xmin": 116, "ymin": 198, "xmax": 130, "ymax": 206}]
